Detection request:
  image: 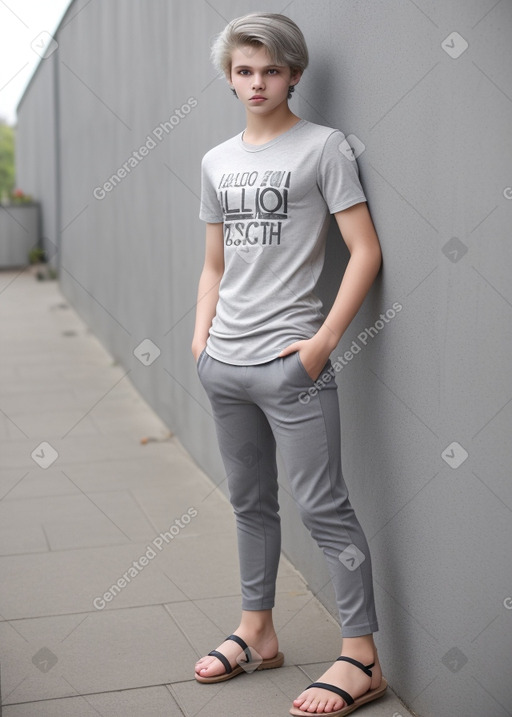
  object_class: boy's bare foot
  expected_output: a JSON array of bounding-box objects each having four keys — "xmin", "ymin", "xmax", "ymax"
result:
[
  {"xmin": 292, "ymin": 645, "xmax": 382, "ymax": 714},
  {"xmin": 195, "ymin": 624, "xmax": 279, "ymax": 679}
]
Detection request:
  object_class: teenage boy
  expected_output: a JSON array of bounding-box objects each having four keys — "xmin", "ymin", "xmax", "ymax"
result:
[{"xmin": 192, "ymin": 13, "xmax": 387, "ymax": 717}]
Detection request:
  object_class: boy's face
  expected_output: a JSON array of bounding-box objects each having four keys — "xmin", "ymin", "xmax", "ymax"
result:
[{"xmin": 229, "ymin": 44, "xmax": 301, "ymax": 114}]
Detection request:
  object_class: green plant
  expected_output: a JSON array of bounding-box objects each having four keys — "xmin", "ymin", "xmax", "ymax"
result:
[
  {"xmin": 0, "ymin": 121, "xmax": 15, "ymax": 198},
  {"xmin": 28, "ymin": 246, "xmax": 46, "ymax": 264}
]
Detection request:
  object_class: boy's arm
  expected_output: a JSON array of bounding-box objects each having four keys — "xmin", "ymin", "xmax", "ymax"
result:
[
  {"xmin": 191, "ymin": 222, "xmax": 224, "ymax": 361},
  {"xmin": 279, "ymin": 201, "xmax": 382, "ymax": 379},
  {"xmin": 320, "ymin": 201, "xmax": 382, "ymax": 346}
]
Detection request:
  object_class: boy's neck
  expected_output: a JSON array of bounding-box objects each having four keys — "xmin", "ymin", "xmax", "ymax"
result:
[{"xmin": 243, "ymin": 105, "xmax": 302, "ymax": 145}]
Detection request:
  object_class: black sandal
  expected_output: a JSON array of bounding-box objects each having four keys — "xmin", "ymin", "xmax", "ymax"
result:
[
  {"xmin": 289, "ymin": 655, "xmax": 388, "ymax": 716},
  {"xmin": 195, "ymin": 633, "xmax": 284, "ymax": 683}
]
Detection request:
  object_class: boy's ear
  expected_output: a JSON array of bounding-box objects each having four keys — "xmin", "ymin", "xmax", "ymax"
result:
[
  {"xmin": 290, "ymin": 69, "xmax": 302, "ymax": 86},
  {"xmin": 227, "ymin": 72, "xmax": 237, "ymax": 97}
]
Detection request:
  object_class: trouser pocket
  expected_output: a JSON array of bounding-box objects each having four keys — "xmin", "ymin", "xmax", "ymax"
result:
[{"xmin": 196, "ymin": 348, "xmax": 208, "ymax": 375}]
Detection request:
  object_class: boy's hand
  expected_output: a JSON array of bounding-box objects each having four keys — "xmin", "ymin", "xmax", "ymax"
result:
[
  {"xmin": 191, "ymin": 342, "xmax": 207, "ymax": 363},
  {"xmin": 278, "ymin": 335, "xmax": 334, "ymax": 382}
]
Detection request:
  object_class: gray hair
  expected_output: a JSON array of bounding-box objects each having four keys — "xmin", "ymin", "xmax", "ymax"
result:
[{"xmin": 211, "ymin": 13, "xmax": 309, "ymax": 79}]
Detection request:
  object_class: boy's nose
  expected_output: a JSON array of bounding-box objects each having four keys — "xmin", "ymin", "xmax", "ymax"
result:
[{"xmin": 252, "ymin": 75, "xmax": 265, "ymax": 89}]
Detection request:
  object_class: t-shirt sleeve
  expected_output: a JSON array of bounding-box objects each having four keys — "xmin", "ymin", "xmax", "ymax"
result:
[
  {"xmin": 317, "ymin": 130, "xmax": 367, "ymax": 214},
  {"xmin": 199, "ymin": 154, "xmax": 224, "ymax": 223}
]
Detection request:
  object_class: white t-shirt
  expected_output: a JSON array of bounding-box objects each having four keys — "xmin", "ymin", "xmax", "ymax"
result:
[{"xmin": 199, "ymin": 118, "xmax": 367, "ymax": 365}]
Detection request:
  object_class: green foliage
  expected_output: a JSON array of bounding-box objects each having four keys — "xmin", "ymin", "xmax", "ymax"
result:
[
  {"xmin": 0, "ymin": 121, "xmax": 15, "ymax": 200},
  {"xmin": 29, "ymin": 247, "xmax": 46, "ymax": 264}
]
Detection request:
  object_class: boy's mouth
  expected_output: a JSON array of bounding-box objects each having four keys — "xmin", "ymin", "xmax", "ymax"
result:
[{"xmin": 250, "ymin": 95, "xmax": 266, "ymax": 101}]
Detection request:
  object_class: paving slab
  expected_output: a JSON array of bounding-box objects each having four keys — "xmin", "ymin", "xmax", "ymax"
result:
[
  {"xmin": 2, "ymin": 686, "xmax": 182, "ymax": 717},
  {"xmin": 1, "ymin": 606, "xmax": 197, "ymax": 703},
  {"xmin": 0, "ymin": 544, "xmax": 189, "ymax": 620}
]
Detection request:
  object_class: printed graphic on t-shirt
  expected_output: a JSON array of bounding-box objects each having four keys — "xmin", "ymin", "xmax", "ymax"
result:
[{"xmin": 218, "ymin": 170, "xmax": 290, "ymax": 247}]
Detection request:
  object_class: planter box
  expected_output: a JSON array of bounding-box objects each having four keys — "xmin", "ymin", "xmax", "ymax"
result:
[{"xmin": 0, "ymin": 203, "xmax": 40, "ymax": 268}]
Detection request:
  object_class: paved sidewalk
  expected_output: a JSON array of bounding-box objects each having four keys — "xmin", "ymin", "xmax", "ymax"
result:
[{"xmin": 0, "ymin": 270, "xmax": 414, "ymax": 716}]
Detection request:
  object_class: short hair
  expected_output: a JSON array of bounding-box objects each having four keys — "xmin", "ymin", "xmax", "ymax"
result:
[{"xmin": 211, "ymin": 13, "xmax": 309, "ymax": 97}]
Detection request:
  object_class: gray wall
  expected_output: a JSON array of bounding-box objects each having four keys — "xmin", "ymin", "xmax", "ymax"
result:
[{"xmin": 16, "ymin": 2, "xmax": 512, "ymax": 715}]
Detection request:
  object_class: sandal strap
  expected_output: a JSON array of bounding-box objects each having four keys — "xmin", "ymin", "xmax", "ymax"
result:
[
  {"xmin": 335, "ymin": 655, "xmax": 374, "ymax": 677},
  {"xmin": 302, "ymin": 657, "xmax": 375, "ymax": 705},
  {"xmin": 207, "ymin": 634, "xmax": 252, "ymax": 676},
  {"xmin": 226, "ymin": 634, "xmax": 252, "ymax": 663},
  {"xmin": 207, "ymin": 649, "xmax": 232, "ymax": 674},
  {"xmin": 306, "ymin": 681, "xmax": 354, "ymax": 706}
]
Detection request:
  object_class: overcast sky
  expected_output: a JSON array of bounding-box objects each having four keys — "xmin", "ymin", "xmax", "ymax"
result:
[{"xmin": 0, "ymin": 0, "xmax": 71, "ymax": 124}]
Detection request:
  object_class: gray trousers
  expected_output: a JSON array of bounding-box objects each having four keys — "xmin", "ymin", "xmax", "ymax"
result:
[{"xmin": 197, "ymin": 348, "xmax": 379, "ymax": 637}]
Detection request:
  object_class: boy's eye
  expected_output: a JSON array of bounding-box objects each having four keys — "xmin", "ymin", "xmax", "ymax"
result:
[{"xmin": 236, "ymin": 68, "xmax": 279, "ymax": 76}]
